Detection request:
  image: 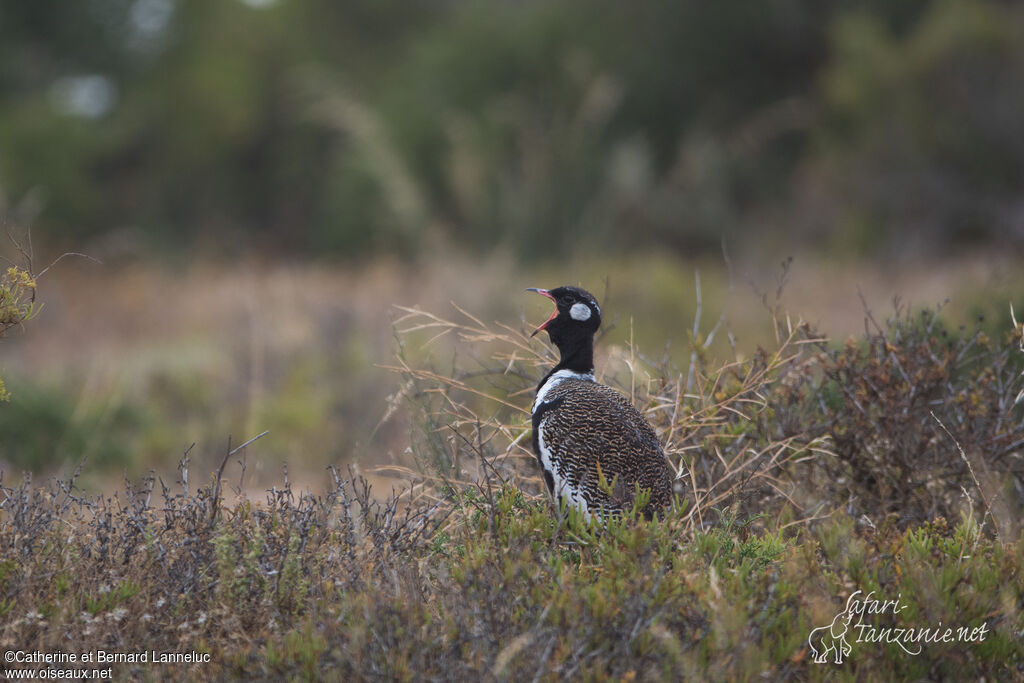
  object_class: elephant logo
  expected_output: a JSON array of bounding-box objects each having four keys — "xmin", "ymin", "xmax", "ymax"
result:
[{"xmin": 808, "ymin": 592, "xmax": 859, "ymax": 664}]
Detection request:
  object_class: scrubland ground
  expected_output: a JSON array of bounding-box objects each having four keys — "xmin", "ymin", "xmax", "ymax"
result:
[
  {"xmin": 1, "ymin": 252, "xmax": 1023, "ymax": 680},
  {"xmin": 1, "ymin": 250, "xmax": 1018, "ymax": 485}
]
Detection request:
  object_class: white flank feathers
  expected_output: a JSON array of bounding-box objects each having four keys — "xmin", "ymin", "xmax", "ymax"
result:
[{"xmin": 532, "ymin": 368, "xmax": 597, "ymax": 522}]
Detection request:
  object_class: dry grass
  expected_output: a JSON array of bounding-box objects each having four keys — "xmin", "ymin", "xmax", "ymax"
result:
[{"xmin": 383, "ymin": 296, "xmax": 839, "ymax": 537}]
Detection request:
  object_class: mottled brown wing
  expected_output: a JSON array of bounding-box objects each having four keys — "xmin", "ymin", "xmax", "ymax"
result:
[{"xmin": 537, "ymin": 379, "xmax": 673, "ymax": 515}]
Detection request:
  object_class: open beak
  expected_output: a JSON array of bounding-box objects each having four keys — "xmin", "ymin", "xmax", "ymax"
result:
[{"xmin": 527, "ymin": 288, "xmax": 558, "ymax": 337}]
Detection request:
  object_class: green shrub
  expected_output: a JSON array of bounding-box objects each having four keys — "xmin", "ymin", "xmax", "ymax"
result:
[{"xmin": 772, "ymin": 303, "xmax": 1024, "ymax": 532}]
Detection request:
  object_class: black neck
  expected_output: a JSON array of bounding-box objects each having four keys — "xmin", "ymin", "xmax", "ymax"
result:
[{"xmin": 537, "ymin": 337, "xmax": 595, "ymax": 392}]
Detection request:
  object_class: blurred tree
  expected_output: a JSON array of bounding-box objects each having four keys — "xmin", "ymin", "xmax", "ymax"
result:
[
  {"xmin": 805, "ymin": 0, "xmax": 1024, "ymax": 254},
  {"xmin": 1, "ymin": 0, "xmax": 1019, "ymax": 261},
  {"xmin": 0, "ymin": 0, "xmax": 439, "ymax": 255},
  {"xmin": 284, "ymin": 0, "xmax": 948, "ymax": 258},
  {"xmin": 319, "ymin": 0, "xmax": 849, "ymax": 257}
]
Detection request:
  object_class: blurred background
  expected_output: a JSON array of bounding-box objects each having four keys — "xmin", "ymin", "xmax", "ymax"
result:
[{"xmin": 2, "ymin": 0, "xmax": 1023, "ymax": 489}]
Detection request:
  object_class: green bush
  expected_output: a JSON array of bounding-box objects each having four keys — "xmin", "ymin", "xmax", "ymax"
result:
[{"xmin": 782, "ymin": 305, "xmax": 1024, "ymax": 529}]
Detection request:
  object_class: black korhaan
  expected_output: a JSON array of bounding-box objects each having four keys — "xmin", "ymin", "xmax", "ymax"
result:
[{"xmin": 527, "ymin": 286, "xmax": 674, "ymax": 520}]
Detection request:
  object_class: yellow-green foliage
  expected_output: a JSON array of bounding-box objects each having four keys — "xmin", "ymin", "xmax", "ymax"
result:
[
  {"xmin": 0, "ymin": 265, "xmax": 36, "ymax": 401},
  {"xmin": 0, "ymin": 265, "xmax": 35, "ymax": 332}
]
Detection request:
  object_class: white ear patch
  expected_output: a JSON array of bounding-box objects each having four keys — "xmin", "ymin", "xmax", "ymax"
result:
[{"xmin": 569, "ymin": 302, "xmax": 592, "ymax": 321}]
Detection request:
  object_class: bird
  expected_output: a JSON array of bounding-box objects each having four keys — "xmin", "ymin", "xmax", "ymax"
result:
[{"xmin": 527, "ymin": 286, "xmax": 674, "ymax": 521}]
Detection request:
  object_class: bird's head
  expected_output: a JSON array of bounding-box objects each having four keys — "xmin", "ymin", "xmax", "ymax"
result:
[{"xmin": 527, "ymin": 286, "xmax": 602, "ymax": 349}]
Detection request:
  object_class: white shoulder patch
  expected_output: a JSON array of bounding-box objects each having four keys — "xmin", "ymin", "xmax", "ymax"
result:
[{"xmin": 570, "ymin": 302, "xmax": 591, "ymax": 321}]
